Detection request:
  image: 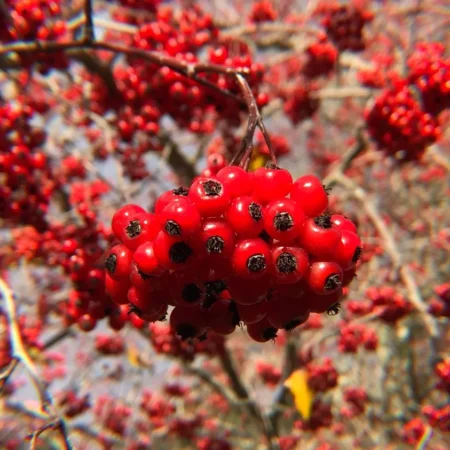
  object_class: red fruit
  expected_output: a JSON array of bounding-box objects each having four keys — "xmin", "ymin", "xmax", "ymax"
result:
[
  {"xmin": 161, "ymin": 197, "xmax": 201, "ymax": 237},
  {"xmin": 191, "ymin": 219, "xmax": 236, "ymax": 260},
  {"xmin": 227, "ymin": 276, "xmax": 271, "ymax": 305},
  {"xmin": 133, "ymin": 242, "xmax": 166, "ymax": 277},
  {"xmin": 330, "ymin": 214, "xmax": 357, "ymax": 233},
  {"xmin": 264, "ymin": 198, "xmax": 306, "ymax": 242},
  {"xmin": 104, "ymin": 244, "xmax": 133, "ymax": 280},
  {"xmin": 121, "ymin": 212, "xmax": 160, "ymax": 250},
  {"xmin": 307, "ymin": 261, "xmax": 343, "ymax": 295},
  {"xmin": 170, "ymin": 273, "xmax": 205, "ymax": 307},
  {"xmin": 236, "ymin": 300, "xmax": 267, "ymax": 324},
  {"xmin": 129, "ymin": 262, "xmax": 168, "ymax": 292},
  {"xmin": 334, "ymin": 230, "xmax": 362, "ymax": 269},
  {"xmin": 154, "ymin": 187, "xmax": 189, "ymax": 214},
  {"xmin": 246, "ymin": 317, "xmax": 278, "ymax": 342},
  {"xmin": 137, "ymin": 302, "xmax": 168, "ymax": 322},
  {"xmin": 342, "ymin": 266, "xmax": 357, "ymax": 287},
  {"xmin": 301, "ymin": 215, "xmax": 342, "ymax": 258},
  {"xmin": 231, "ymin": 238, "xmax": 272, "ymax": 279},
  {"xmin": 271, "ymin": 245, "xmax": 309, "ymax": 284},
  {"xmin": 78, "ymin": 314, "xmax": 97, "ymax": 332},
  {"xmin": 170, "ymin": 306, "xmax": 207, "ymax": 340},
  {"xmin": 206, "ymin": 298, "xmax": 239, "ymax": 335},
  {"xmin": 188, "ymin": 177, "xmax": 231, "ymax": 217},
  {"xmin": 111, "ymin": 204, "xmax": 145, "ymax": 240},
  {"xmin": 153, "ymin": 232, "xmax": 196, "ymax": 270},
  {"xmin": 216, "ymin": 166, "xmax": 253, "ymax": 198},
  {"xmin": 305, "ymin": 288, "xmax": 343, "ymax": 314},
  {"xmin": 108, "ymin": 305, "xmax": 128, "ymax": 331},
  {"xmin": 252, "ymin": 165, "xmax": 292, "ymax": 204},
  {"xmin": 105, "ymin": 273, "xmax": 130, "ymax": 305},
  {"xmin": 226, "ymin": 196, "xmax": 264, "ymax": 238},
  {"xmin": 129, "ymin": 312, "xmax": 146, "ymax": 329},
  {"xmin": 266, "ymin": 294, "xmax": 310, "ymax": 330},
  {"xmin": 290, "ymin": 175, "xmax": 328, "ymax": 217},
  {"xmin": 127, "ymin": 286, "xmax": 166, "ymax": 316}
]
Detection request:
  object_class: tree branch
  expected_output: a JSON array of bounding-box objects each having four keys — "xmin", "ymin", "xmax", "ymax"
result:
[{"xmin": 83, "ymin": 0, "xmax": 95, "ymax": 43}]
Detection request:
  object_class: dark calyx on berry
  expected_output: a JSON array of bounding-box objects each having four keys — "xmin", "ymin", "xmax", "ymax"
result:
[
  {"xmin": 248, "ymin": 202, "xmax": 263, "ymax": 221},
  {"xmin": 247, "ymin": 254, "xmax": 266, "ymax": 272},
  {"xmin": 169, "ymin": 242, "xmax": 193, "ymax": 263},
  {"xmin": 265, "ymin": 162, "xmax": 280, "ymax": 170},
  {"xmin": 176, "ymin": 324, "xmax": 198, "ymax": 340},
  {"xmin": 173, "ymin": 186, "xmax": 189, "ymax": 196},
  {"xmin": 202, "ymin": 180, "xmax": 222, "ymax": 196},
  {"xmin": 206, "ymin": 236, "xmax": 225, "ymax": 253},
  {"xmin": 352, "ymin": 246, "xmax": 362, "ymax": 263},
  {"xmin": 263, "ymin": 327, "xmax": 278, "ymax": 340},
  {"xmin": 165, "ymin": 220, "xmax": 181, "ymax": 236},
  {"xmin": 182, "ymin": 284, "xmax": 203, "ymax": 303},
  {"xmin": 327, "ymin": 303, "xmax": 341, "ymax": 316},
  {"xmin": 274, "ymin": 212, "xmax": 293, "ymax": 231},
  {"xmin": 205, "ymin": 280, "xmax": 227, "ymax": 295},
  {"xmin": 325, "ymin": 274, "xmax": 342, "ymax": 291},
  {"xmin": 126, "ymin": 220, "xmax": 142, "ymax": 237},
  {"xmin": 104, "ymin": 254, "xmax": 117, "ymax": 274},
  {"xmin": 276, "ymin": 252, "xmax": 297, "ymax": 273},
  {"xmin": 314, "ymin": 213, "xmax": 332, "ymax": 228}
]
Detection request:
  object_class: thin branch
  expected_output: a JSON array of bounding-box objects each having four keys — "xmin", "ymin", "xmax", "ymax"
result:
[
  {"xmin": 42, "ymin": 327, "xmax": 74, "ymax": 351},
  {"xmin": 83, "ymin": 0, "xmax": 95, "ymax": 42},
  {"xmin": 0, "ymin": 357, "xmax": 19, "ymax": 391}
]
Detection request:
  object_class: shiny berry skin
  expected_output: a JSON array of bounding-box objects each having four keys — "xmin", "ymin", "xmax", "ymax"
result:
[
  {"xmin": 342, "ymin": 265, "xmax": 357, "ymax": 287},
  {"xmin": 154, "ymin": 187, "xmax": 189, "ymax": 214},
  {"xmin": 290, "ymin": 175, "xmax": 328, "ymax": 217},
  {"xmin": 170, "ymin": 306, "xmax": 207, "ymax": 340},
  {"xmin": 307, "ymin": 261, "xmax": 343, "ymax": 295},
  {"xmin": 188, "ymin": 177, "xmax": 231, "ymax": 217},
  {"xmin": 334, "ymin": 230, "xmax": 362, "ymax": 269},
  {"xmin": 271, "ymin": 245, "xmax": 309, "ymax": 284},
  {"xmin": 231, "ymin": 238, "xmax": 272, "ymax": 279},
  {"xmin": 236, "ymin": 300, "xmax": 267, "ymax": 324},
  {"xmin": 161, "ymin": 197, "xmax": 201, "ymax": 237},
  {"xmin": 153, "ymin": 232, "xmax": 195, "ymax": 270},
  {"xmin": 252, "ymin": 165, "xmax": 293, "ymax": 204},
  {"xmin": 264, "ymin": 198, "xmax": 306, "ymax": 242},
  {"xmin": 121, "ymin": 212, "xmax": 160, "ymax": 250},
  {"xmin": 246, "ymin": 317, "xmax": 278, "ymax": 342},
  {"xmin": 301, "ymin": 215, "xmax": 342, "ymax": 258},
  {"xmin": 305, "ymin": 288, "xmax": 343, "ymax": 314},
  {"xmin": 105, "ymin": 273, "xmax": 130, "ymax": 305},
  {"xmin": 226, "ymin": 196, "xmax": 264, "ymax": 238},
  {"xmin": 133, "ymin": 242, "xmax": 166, "ymax": 277},
  {"xmin": 226, "ymin": 275, "xmax": 271, "ymax": 305},
  {"xmin": 78, "ymin": 314, "xmax": 97, "ymax": 332},
  {"xmin": 129, "ymin": 263, "xmax": 169, "ymax": 292},
  {"xmin": 135, "ymin": 302, "xmax": 168, "ymax": 322},
  {"xmin": 330, "ymin": 214, "xmax": 357, "ymax": 233},
  {"xmin": 206, "ymin": 298, "xmax": 239, "ymax": 335},
  {"xmin": 191, "ymin": 219, "xmax": 236, "ymax": 260},
  {"xmin": 128, "ymin": 286, "xmax": 166, "ymax": 316},
  {"xmin": 104, "ymin": 244, "xmax": 133, "ymax": 280},
  {"xmin": 111, "ymin": 204, "xmax": 145, "ymax": 240},
  {"xmin": 216, "ymin": 166, "xmax": 253, "ymax": 198},
  {"xmin": 266, "ymin": 294, "xmax": 310, "ymax": 330}
]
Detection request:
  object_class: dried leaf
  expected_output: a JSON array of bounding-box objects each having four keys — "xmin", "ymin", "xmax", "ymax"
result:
[{"xmin": 284, "ymin": 369, "xmax": 313, "ymax": 420}]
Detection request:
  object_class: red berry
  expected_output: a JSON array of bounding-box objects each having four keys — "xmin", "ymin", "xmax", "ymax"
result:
[
  {"xmin": 128, "ymin": 286, "xmax": 166, "ymax": 316},
  {"xmin": 169, "ymin": 273, "xmax": 205, "ymax": 307},
  {"xmin": 153, "ymin": 232, "xmax": 196, "ymax": 270},
  {"xmin": 290, "ymin": 175, "xmax": 328, "ymax": 217},
  {"xmin": 330, "ymin": 214, "xmax": 357, "ymax": 233},
  {"xmin": 105, "ymin": 273, "xmax": 130, "ymax": 305},
  {"xmin": 191, "ymin": 219, "xmax": 236, "ymax": 260},
  {"xmin": 231, "ymin": 238, "xmax": 272, "ymax": 280},
  {"xmin": 226, "ymin": 275, "xmax": 271, "ymax": 305},
  {"xmin": 161, "ymin": 197, "xmax": 201, "ymax": 237},
  {"xmin": 154, "ymin": 187, "xmax": 189, "ymax": 214},
  {"xmin": 226, "ymin": 196, "xmax": 264, "ymax": 238},
  {"xmin": 216, "ymin": 166, "xmax": 253, "ymax": 198},
  {"xmin": 188, "ymin": 177, "xmax": 231, "ymax": 217},
  {"xmin": 306, "ymin": 288, "xmax": 343, "ymax": 314},
  {"xmin": 266, "ymin": 293, "xmax": 310, "ymax": 330},
  {"xmin": 271, "ymin": 245, "xmax": 309, "ymax": 284},
  {"xmin": 170, "ymin": 306, "xmax": 207, "ymax": 340},
  {"xmin": 236, "ymin": 300, "xmax": 267, "ymax": 324},
  {"xmin": 246, "ymin": 317, "xmax": 278, "ymax": 342},
  {"xmin": 121, "ymin": 212, "xmax": 160, "ymax": 250},
  {"xmin": 264, "ymin": 198, "xmax": 306, "ymax": 242},
  {"xmin": 301, "ymin": 215, "xmax": 342, "ymax": 258},
  {"xmin": 252, "ymin": 165, "xmax": 292, "ymax": 204},
  {"xmin": 133, "ymin": 242, "xmax": 166, "ymax": 277},
  {"xmin": 206, "ymin": 298, "xmax": 239, "ymax": 335},
  {"xmin": 78, "ymin": 314, "xmax": 97, "ymax": 332},
  {"xmin": 111, "ymin": 204, "xmax": 145, "ymax": 240},
  {"xmin": 104, "ymin": 244, "xmax": 133, "ymax": 280},
  {"xmin": 334, "ymin": 230, "xmax": 362, "ymax": 269},
  {"xmin": 307, "ymin": 261, "xmax": 343, "ymax": 295}
]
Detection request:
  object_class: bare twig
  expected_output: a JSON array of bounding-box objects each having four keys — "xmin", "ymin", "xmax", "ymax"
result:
[{"xmin": 83, "ymin": 0, "xmax": 95, "ymax": 42}]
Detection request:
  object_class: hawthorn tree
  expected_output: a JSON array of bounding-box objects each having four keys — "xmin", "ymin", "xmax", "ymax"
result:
[{"xmin": 0, "ymin": 0, "xmax": 449, "ymax": 449}]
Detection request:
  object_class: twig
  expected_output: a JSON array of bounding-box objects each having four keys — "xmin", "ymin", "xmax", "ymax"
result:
[
  {"xmin": 0, "ymin": 358, "xmax": 19, "ymax": 391},
  {"xmin": 83, "ymin": 0, "xmax": 95, "ymax": 42},
  {"xmin": 42, "ymin": 327, "xmax": 74, "ymax": 351}
]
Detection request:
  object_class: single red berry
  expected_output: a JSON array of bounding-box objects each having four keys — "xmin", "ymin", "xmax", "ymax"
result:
[
  {"xmin": 307, "ymin": 261, "xmax": 343, "ymax": 295},
  {"xmin": 334, "ymin": 230, "xmax": 362, "ymax": 269},
  {"xmin": 129, "ymin": 311, "xmax": 146, "ymax": 329},
  {"xmin": 112, "ymin": 204, "xmax": 145, "ymax": 240},
  {"xmin": 266, "ymin": 293, "xmax": 310, "ymax": 330},
  {"xmin": 153, "ymin": 232, "xmax": 196, "ymax": 270},
  {"xmin": 127, "ymin": 286, "xmax": 166, "ymax": 316},
  {"xmin": 161, "ymin": 197, "xmax": 201, "ymax": 237},
  {"xmin": 121, "ymin": 212, "xmax": 160, "ymax": 250},
  {"xmin": 246, "ymin": 317, "xmax": 278, "ymax": 342},
  {"xmin": 305, "ymin": 288, "xmax": 343, "ymax": 314},
  {"xmin": 105, "ymin": 273, "xmax": 130, "ymax": 305},
  {"xmin": 226, "ymin": 275, "xmax": 271, "ymax": 305},
  {"xmin": 170, "ymin": 306, "xmax": 207, "ymax": 340},
  {"xmin": 236, "ymin": 299, "xmax": 267, "ymax": 324},
  {"xmin": 231, "ymin": 238, "xmax": 272, "ymax": 279},
  {"xmin": 252, "ymin": 165, "xmax": 293, "ymax": 204},
  {"xmin": 104, "ymin": 244, "xmax": 133, "ymax": 280},
  {"xmin": 342, "ymin": 265, "xmax": 357, "ymax": 287},
  {"xmin": 226, "ymin": 196, "xmax": 264, "ymax": 238},
  {"xmin": 136, "ymin": 302, "xmax": 168, "ymax": 322},
  {"xmin": 191, "ymin": 219, "xmax": 236, "ymax": 260},
  {"xmin": 271, "ymin": 245, "xmax": 309, "ymax": 284},
  {"xmin": 330, "ymin": 214, "xmax": 357, "ymax": 233},
  {"xmin": 188, "ymin": 177, "xmax": 231, "ymax": 217},
  {"xmin": 129, "ymin": 263, "xmax": 169, "ymax": 292},
  {"xmin": 133, "ymin": 242, "xmax": 166, "ymax": 277},
  {"xmin": 169, "ymin": 273, "xmax": 205, "ymax": 307},
  {"xmin": 206, "ymin": 298, "xmax": 239, "ymax": 335},
  {"xmin": 301, "ymin": 215, "xmax": 342, "ymax": 258},
  {"xmin": 108, "ymin": 305, "xmax": 128, "ymax": 331},
  {"xmin": 216, "ymin": 166, "xmax": 253, "ymax": 198},
  {"xmin": 78, "ymin": 314, "xmax": 97, "ymax": 332},
  {"xmin": 264, "ymin": 198, "xmax": 306, "ymax": 242},
  {"xmin": 154, "ymin": 187, "xmax": 189, "ymax": 214},
  {"xmin": 290, "ymin": 175, "xmax": 328, "ymax": 217}
]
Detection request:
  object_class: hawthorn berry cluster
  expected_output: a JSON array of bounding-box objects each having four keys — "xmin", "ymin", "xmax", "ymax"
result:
[{"xmin": 104, "ymin": 164, "xmax": 362, "ymax": 343}]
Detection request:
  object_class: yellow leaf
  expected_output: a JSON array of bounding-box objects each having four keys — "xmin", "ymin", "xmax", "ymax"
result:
[
  {"xmin": 249, "ymin": 153, "xmax": 269, "ymax": 171},
  {"xmin": 284, "ymin": 369, "xmax": 314, "ymax": 420},
  {"xmin": 127, "ymin": 344, "xmax": 141, "ymax": 368}
]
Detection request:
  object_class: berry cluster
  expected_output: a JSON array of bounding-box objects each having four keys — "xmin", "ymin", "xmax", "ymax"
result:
[
  {"xmin": 249, "ymin": 1, "xmax": 278, "ymax": 23},
  {"xmin": 302, "ymin": 40, "xmax": 338, "ymax": 79},
  {"xmin": 307, "ymin": 358, "xmax": 338, "ymax": 392},
  {"xmin": 104, "ymin": 165, "xmax": 362, "ymax": 343},
  {"xmin": 283, "ymin": 85, "xmax": 320, "ymax": 125},
  {"xmin": 365, "ymin": 81, "xmax": 440, "ymax": 160}
]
